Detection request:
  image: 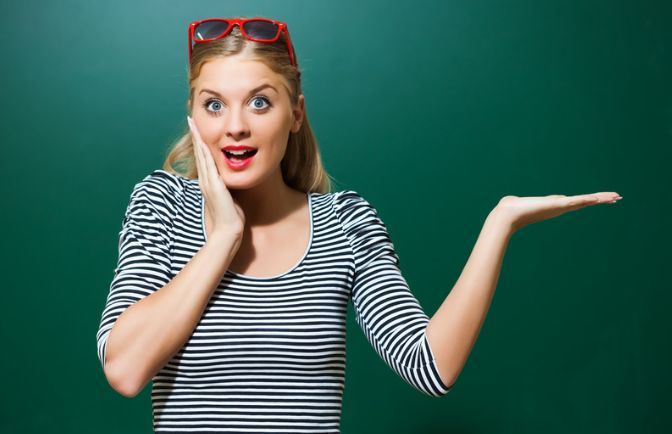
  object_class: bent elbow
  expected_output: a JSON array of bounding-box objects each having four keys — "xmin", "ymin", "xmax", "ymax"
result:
[
  {"xmin": 424, "ymin": 374, "xmax": 457, "ymax": 398},
  {"xmin": 426, "ymin": 384, "xmax": 454, "ymax": 398},
  {"xmin": 437, "ymin": 381, "xmax": 455, "ymax": 397},
  {"xmin": 104, "ymin": 359, "xmax": 142, "ymax": 398},
  {"xmin": 114, "ymin": 381, "xmax": 142, "ymax": 399},
  {"xmin": 408, "ymin": 377, "xmax": 455, "ymax": 398}
]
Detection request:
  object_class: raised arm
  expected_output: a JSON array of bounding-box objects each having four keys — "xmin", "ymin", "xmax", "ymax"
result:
[
  {"xmin": 425, "ymin": 206, "xmax": 511, "ymax": 388},
  {"xmin": 426, "ymin": 192, "xmax": 622, "ymax": 386},
  {"xmin": 334, "ymin": 190, "xmax": 452, "ymax": 397}
]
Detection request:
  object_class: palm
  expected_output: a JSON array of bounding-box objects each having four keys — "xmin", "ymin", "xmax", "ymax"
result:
[{"xmin": 497, "ymin": 192, "xmax": 622, "ymax": 233}]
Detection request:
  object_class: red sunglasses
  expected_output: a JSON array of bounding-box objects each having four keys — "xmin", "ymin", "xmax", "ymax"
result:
[{"xmin": 187, "ymin": 17, "xmax": 297, "ymax": 66}]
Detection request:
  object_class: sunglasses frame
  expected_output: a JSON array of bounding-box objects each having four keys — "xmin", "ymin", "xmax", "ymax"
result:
[{"xmin": 188, "ymin": 17, "xmax": 297, "ymax": 67}]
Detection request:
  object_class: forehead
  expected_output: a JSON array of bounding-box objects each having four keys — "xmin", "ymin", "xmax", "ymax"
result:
[{"xmin": 196, "ymin": 57, "xmax": 287, "ymax": 96}]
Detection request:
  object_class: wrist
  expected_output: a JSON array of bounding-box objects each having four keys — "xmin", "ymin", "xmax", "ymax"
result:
[
  {"xmin": 487, "ymin": 205, "xmax": 516, "ymax": 238},
  {"xmin": 208, "ymin": 229, "xmax": 243, "ymax": 246}
]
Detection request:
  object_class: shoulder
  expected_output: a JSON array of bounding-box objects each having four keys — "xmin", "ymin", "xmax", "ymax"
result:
[
  {"xmin": 132, "ymin": 169, "xmax": 187, "ymax": 195},
  {"xmin": 330, "ymin": 189, "xmax": 400, "ymax": 266},
  {"xmin": 331, "ymin": 189, "xmax": 393, "ymax": 243},
  {"xmin": 331, "ymin": 189, "xmax": 370, "ymax": 216},
  {"xmin": 123, "ymin": 170, "xmax": 192, "ymax": 229},
  {"xmin": 331, "ymin": 189, "xmax": 381, "ymax": 228},
  {"xmin": 129, "ymin": 169, "xmax": 189, "ymax": 207}
]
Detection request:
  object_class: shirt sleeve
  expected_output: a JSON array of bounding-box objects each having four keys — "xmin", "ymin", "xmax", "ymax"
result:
[
  {"xmin": 96, "ymin": 171, "xmax": 180, "ymax": 370},
  {"xmin": 334, "ymin": 190, "xmax": 453, "ymax": 397}
]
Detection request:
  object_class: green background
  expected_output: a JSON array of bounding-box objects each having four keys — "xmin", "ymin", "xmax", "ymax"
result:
[{"xmin": 1, "ymin": 0, "xmax": 669, "ymax": 432}]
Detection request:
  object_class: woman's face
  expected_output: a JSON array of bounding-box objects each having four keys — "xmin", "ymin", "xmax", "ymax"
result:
[{"xmin": 191, "ymin": 56, "xmax": 304, "ymax": 189}]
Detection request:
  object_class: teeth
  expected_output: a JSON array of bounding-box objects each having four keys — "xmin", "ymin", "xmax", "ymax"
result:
[{"xmin": 227, "ymin": 149, "xmax": 254, "ymax": 155}]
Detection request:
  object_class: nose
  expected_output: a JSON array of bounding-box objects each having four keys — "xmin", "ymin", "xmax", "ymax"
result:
[{"xmin": 224, "ymin": 105, "xmax": 250, "ymax": 140}]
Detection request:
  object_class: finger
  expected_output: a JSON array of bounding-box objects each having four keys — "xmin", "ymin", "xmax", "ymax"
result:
[
  {"xmin": 188, "ymin": 116, "xmax": 220, "ymax": 179},
  {"xmin": 187, "ymin": 117, "xmax": 208, "ymax": 186},
  {"xmin": 564, "ymin": 192, "xmax": 621, "ymax": 210},
  {"xmin": 581, "ymin": 192, "xmax": 622, "ymax": 204},
  {"xmin": 593, "ymin": 192, "xmax": 622, "ymax": 203},
  {"xmin": 201, "ymin": 141, "xmax": 220, "ymax": 177},
  {"xmin": 550, "ymin": 194, "xmax": 592, "ymax": 213}
]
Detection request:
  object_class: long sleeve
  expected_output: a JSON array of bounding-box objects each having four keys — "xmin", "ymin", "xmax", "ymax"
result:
[
  {"xmin": 334, "ymin": 190, "xmax": 452, "ymax": 397},
  {"xmin": 96, "ymin": 171, "xmax": 180, "ymax": 370}
]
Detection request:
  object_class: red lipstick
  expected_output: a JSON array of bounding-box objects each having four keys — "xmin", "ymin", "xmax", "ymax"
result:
[{"xmin": 222, "ymin": 146, "xmax": 258, "ymax": 170}]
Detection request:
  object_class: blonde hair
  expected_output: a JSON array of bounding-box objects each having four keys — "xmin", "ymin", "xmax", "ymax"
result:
[{"xmin": 162, "ymin": 21, "xmax": 335, "ymax": 193}]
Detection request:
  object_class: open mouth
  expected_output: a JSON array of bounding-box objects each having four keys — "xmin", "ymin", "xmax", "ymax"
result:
[{"xmin": 223, "ymin": 149, "xmax": 258, "ymax": 162}]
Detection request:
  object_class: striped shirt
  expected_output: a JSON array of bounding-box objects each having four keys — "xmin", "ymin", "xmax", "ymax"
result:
[{"xmin": 96, "ymin": 169, "xmax": 452, "ymax": 433}]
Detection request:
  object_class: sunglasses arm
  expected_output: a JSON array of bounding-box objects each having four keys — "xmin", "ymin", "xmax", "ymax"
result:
[
  {"xmin": 282, "ymin": 28, "xmax": 296, "ymax": 67},
  {"xmin": 188, "ymin": 24, "xmax": 193, "ymax": 63}
]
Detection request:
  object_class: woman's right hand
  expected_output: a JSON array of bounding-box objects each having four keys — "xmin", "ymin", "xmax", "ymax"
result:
[{"xmin": 187, "ymin": 116, "xmax": 245, "ymax": 241}]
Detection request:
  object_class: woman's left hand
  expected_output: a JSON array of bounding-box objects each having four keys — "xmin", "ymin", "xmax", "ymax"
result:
[{"xmin": 494, "ymin": 192, "xmax": 622, "ymax": 234}]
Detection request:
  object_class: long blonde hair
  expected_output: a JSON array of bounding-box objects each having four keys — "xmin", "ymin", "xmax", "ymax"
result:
[{"xmin": 162, "ymin": 21, "xmax": 334, "ymax": 193}]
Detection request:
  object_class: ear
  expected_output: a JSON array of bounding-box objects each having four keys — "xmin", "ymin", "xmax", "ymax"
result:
[{"xmin": 291, "ymin": 94, "xmax": 305, "ymax": 133}]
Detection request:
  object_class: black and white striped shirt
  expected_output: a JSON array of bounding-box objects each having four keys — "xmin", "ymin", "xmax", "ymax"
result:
[{"xmin": 96, "ymin": 169, "xmax": 452, "ymax": 433}]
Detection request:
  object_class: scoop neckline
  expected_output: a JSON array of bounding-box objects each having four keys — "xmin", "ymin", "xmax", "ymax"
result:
[{"xmin": 200, "ymin": 191, "xmax": 314, "ymax": 281}]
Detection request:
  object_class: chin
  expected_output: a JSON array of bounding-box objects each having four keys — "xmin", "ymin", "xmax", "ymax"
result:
[
  {"xmin": 222, "ymin": 181, "xmax": 255, "ymax": 191},
  {"xmin": 217, "ymin": 170, "xmax": 263, "ymax": 191}
]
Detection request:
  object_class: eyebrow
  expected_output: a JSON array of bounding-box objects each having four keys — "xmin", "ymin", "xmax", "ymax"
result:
[{"xmin": 199, "ymin": 83, "xmax": 278, "ymax": 98}]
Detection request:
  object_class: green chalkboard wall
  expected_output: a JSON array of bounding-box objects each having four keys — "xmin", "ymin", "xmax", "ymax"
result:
[{"xmin": 1, "ymin": 0, "xmax": 669, "ymax": 433}]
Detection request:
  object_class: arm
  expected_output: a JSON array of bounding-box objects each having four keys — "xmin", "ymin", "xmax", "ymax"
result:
[
  {"xmin": 103, "ymin": 231, "xmax": 240, "ymax": 398},
  {"xmin": 425, "ymin": 190, "xmax": 621, "ymax": 386},
  {"xmin": 425, "ymin": 207, "xmax": 513, "ymax": 388},
  {"xmin": 335, "ymin": 190, "xmax": 452, "ymax": 397},
  {"xmin": 96, "ymin": 174, "xmax": 242, "ymax": 398}
]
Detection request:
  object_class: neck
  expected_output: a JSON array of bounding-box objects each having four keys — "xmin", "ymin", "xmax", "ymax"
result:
[{"xmin": 228, "ymin": 167, "xmax": 303, "ymax": 228}]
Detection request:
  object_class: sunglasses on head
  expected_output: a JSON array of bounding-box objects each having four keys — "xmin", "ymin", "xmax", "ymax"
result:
[{"xmin": 188, "ymin": 17, "xmax": 297, "ymax": 67}]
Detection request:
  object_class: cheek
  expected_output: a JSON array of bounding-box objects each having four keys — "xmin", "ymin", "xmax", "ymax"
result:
[
  {"xmin": 200, "ymin": 124, "xmax": 223, "ymax": 144},
  {"xmin": 203, "ymin": 144, "xmax": 225, "ymax": 168},
  {"xmin": 253, "ymin": 123, "xmax": 291, "ymax": 152},
  {"xmin": 252, "ymin": 111, "xmax": 290, "ymax": 136}
]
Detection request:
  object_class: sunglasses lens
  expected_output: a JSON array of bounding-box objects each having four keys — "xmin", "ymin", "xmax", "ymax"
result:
[
  {"xmin": 242, "ymin": 20, "xmax": 280, "ymax": 41},
  {"xmin": 194, "ymin": 20, "xmax": 229, "ymax": 41}
]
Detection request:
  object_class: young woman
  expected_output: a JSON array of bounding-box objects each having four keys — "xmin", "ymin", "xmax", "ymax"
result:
[{"xmin": 96, "ymin": 16, "xmax": 622, "ymax": 433}]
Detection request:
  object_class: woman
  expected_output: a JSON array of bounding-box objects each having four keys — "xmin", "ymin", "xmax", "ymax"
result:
[{"xmin": 96, "ymin": 16, "xmax": 622, "ymax": 433}]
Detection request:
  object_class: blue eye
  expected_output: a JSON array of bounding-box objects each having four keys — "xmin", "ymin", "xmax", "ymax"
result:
[
  {"xmin": 205, "ymin": 100, "xmax": 223, "ymax": 113},
  {"xmin": 203, "ymin": 96, "xmax": 272, "ymax": 116},
  {"xmin": 250, "ymin": 96, "xmax": 271, "ymax": 110}
]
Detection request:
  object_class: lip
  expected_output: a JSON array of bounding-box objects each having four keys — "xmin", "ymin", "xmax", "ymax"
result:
[
  {"xmin": 222, "ymin": 148, "xmax": 257, "ymax": 170},
  {"xmin": 223, "ymin": 145, "xmax": 257, "ymax": 151}
]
